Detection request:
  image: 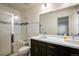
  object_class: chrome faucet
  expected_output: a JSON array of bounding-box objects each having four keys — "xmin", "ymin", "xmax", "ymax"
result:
[
  {"xmin": 72, "ymin": 34, "xmax": 77, "ymax": 40},
  {"xmin": 72, "ymin": 35, "xmax": 75, "ymax": 40}
]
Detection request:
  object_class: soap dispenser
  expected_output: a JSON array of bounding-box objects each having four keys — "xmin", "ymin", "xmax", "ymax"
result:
[{"xmin": 64, "ymin": 33, "xmax": 68, "ymax": 41}]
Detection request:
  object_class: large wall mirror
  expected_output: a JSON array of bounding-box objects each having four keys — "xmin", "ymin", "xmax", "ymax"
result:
[{"xmin": 39, "ymin": 5, "xmax": 78, "ymax": 36}]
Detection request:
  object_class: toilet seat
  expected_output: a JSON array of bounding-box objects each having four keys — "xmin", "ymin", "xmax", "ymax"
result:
[
  {"xmin": 10, "ymin": 46, "xmax": 30, "ymax": 56},
  {"xmin": 18, "ymin": 46, "xmax": 30, "ymax": 52}
]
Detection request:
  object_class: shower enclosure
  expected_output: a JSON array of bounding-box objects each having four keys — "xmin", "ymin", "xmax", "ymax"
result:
[
  {"xmin": 0, "ymin": 11, "xmax": 11, "ymax": 55},
  {"xmin": 0, "ymin": 10, "xmax": 28, "ymax": 56},
  {"xmin": 14, "ymin": 18, "xmax": 28, "ymax": 52}
]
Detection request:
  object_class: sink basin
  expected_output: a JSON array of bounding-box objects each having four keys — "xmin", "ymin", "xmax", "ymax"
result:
[
  {"xmin": 66, "ymin": 36, "xmax": 79, "ymax": 45},
  {"xmin": 40, "ymin": 36, "xmax": 47, "ymax": 38},
  {"xmin": 66, "ymin": 40, "xmax": 79, "ymax": 45},
  {"xmin": 39, "ymin": 34, "xmax": 48, "ymax": 38}
]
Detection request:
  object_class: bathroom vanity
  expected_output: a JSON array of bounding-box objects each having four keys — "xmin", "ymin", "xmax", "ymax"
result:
[{"xmin": 31, "ymin": 34, "xmax": 79, "ymax": 56}]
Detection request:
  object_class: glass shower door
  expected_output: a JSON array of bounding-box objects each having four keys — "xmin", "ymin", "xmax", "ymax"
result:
[
  {"xmin": 14, "ymin": 18, "xmax": 28, "ymax": 52},
  {"xmin": 0, "ymin": 11, "xmax": 11, "ymax": 55}
]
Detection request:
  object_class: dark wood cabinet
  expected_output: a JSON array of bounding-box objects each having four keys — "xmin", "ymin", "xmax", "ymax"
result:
[
  {"xmin": 31, "ymin": 39, "xmax": 79, "ymax": 56},
  {"xmin": 31, "ymin": 44, "xmax": 47, "ymax": 56},
  {"xmin": 31, "ymin": 39, "xmax": 47, "ymax": 56},
  {"xmin": 69, "ymin": 48, "xmax": 79, "ymax": 56},
  {"xmin": 47, "ymin": 43, "xmax": 70, "ymax": 56},
  {"xmin": 56, "ymin": 45, "xmax": 71, "ymax": 56},
  {"xmin": 47, "ymin": 44, "xmax": 58, "ymax": 56}
]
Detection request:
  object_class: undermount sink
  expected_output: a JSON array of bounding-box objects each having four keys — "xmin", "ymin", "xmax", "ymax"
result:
[
  {"xmin": 66, "ymin": 40, "xmax": 79, "ymax": 45},
  {"xmin": 39, "ymin": 34, "xmax": 48, "ymax": 38},
  {"xmin": 65, "ymin": 36, "xmax": 79, "ymax": 45}
]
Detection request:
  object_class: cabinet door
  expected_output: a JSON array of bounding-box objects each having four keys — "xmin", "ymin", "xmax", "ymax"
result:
[
  {"xmin": 57, "ymin": 46, "xmax": 66, "ymax": 56},
  {"xmin": 56, "ymin": 46, "xmax": 71, "ymax": 56},
  {"xmin": 47, "ymin": 44, "xmax": 69, "ymax": 56},
  {"xmin": 31, "ymin": 40, "xmax": 38, "ymax": 56},
  {"xmin": 70, "ymin": 48, "xmax": 79, "ymax": 56},
  {"xmin": 47, "ymin": 44, "xmax": 58, "ymax": 56},
  {"xmin": 31, "ymin": 40, "xmax": 47, "ymax": 56},
  {"xmin": 31, "ymin": 44, "xmax": 37, "ymax": 56},
  {"xmin": 37, "ymin": 46, "xmax": 47, "ymax": 56},
  {"xmin": 31, "ymin": 45, "xmax": 47, "ymax": 56}
]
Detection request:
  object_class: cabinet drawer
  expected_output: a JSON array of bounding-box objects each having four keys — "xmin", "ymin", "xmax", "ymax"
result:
[
  {"xmin": 70, "ymin": 48, "xmax": 79, "ymax": 56},
  {"xmin": 31, "ymin": 39, "xmax": 46, "ymax": 47},
  {"xmin": 47, "ymin": 43, "xmax": 58, "ymax": 48}
]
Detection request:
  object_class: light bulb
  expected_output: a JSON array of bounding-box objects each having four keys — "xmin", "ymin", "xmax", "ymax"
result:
[
  {"xmin": 41, "ymin": 3, "xmax": 51, "ymax": 9},
  {"xmin": 41, "ymin": 4, "xmax": 46, "ymax": 9}
]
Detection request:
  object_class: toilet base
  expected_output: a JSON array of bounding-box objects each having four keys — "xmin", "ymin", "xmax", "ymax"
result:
[{"xmin": 10, "ymin": 46, "xmax": 30, "ymax": 56}]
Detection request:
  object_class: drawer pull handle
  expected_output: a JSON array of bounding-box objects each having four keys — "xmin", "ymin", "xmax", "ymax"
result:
[{"xmin": 48, "ymin": 46, "xmax": 55, "ymax": 48}]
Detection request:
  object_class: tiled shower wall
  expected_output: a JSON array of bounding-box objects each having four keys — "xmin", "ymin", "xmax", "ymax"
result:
[
  {"xmin": 14, "ymin": 19, "xmax": 28, "ymax": 52},
  {"xmin": 0, "ymin": 11, "xmax": 11, "ymax": 55}
]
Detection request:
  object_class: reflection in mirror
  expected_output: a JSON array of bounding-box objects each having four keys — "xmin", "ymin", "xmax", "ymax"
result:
[
  {"xmin": 40, "ymin": 5, "xmax": 78, "ymax": 36},
  {"xmin": 57, "ymin": 16, "xmax": 69, "ymax": 35}
]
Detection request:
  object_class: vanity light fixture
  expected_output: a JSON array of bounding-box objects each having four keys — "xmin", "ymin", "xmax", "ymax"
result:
[
  {"xmin": 42, "ymin": 3, "xmax": 46, "ymax": 9},
  {"xmin": 41, "ymin": 3, "xmax": 51, "ymax": 9}
]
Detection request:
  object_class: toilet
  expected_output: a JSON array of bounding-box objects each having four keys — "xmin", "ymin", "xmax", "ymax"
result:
[
  {"xmin": 17, "ymin": 46, "xmax": 30, "ymax": 56},
  {"xmin": 10, "ymin": 40, "xmax": 30, "ymax": 56}
]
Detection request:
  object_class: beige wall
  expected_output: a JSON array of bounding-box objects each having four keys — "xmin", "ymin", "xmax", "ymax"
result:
[
  {"xmin": 40, "ymin": 6, "xmax": 79, "ymax": 35},
  {"xmin": 0, "ymin": 4, "xmax": 21, "ymax": 16},
  {"xmin": 21, "ymin": 4, "xmax": 40, "ymax": 38},
  {"xmin": 21, "ymin": 4, "xmax": 78, "ymax": 38}
]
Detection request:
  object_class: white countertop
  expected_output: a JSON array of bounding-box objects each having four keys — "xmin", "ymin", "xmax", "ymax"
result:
[{"xmin": 31, "ymin": 34, "xmax": 79, "ymax": 49}]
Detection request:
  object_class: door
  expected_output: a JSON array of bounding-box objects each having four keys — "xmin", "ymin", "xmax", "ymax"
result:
[
  {"xmin": 58, "ymin": 16, "xmax": 69, "ymax": 35},
  {"xmin": 0, "ymin": 11, "xmax": 11, "ymax": 55}
]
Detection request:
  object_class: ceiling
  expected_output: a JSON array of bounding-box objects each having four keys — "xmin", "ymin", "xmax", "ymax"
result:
[
  {"xmin": 1, "ymin": 3, "xmax": 79, "ymax": 13},
  {"xmin": 0, "ymin": 3, "xmax": 66, "ymax": 12},
  {"xmin": 1, "ymin": 3, "xmax": 32, "ymax": 12}
]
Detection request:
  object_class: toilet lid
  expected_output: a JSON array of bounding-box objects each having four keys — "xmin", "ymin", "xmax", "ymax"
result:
[{"xmin": 18, "ymin": 46, "xmax": 30, "ymax": 52}]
